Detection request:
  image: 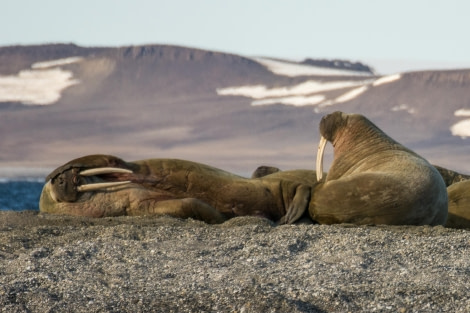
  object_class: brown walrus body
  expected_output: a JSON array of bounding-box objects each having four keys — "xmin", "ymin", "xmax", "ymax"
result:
[
  {"xmin": 39, "ymin": 112, "xmax": 466, "ymax": 227},
  {"xmin": 40, "ymin": 155, "xmax": 319, "ymax": 224},
  {"xmin": 446, "ymin": 180, "xmax": 470, "ymax": 228},
  {"xmin": 310, "ymin": 111, "xmax": 448, "ymax": 226},
  {"xmin": 434, "ymin": 166, "xmax": 470, "ymax": 228}
]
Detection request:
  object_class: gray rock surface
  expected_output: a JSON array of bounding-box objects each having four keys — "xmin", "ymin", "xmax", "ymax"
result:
[{"xmin": 0, "ymin": 211, "xmax": 469, "ymax": 312}]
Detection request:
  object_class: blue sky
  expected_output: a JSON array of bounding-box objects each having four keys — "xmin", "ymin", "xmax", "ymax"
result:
[{"xmin": 2, "ymin": 0, "xmax": 470, "ymax": 74}]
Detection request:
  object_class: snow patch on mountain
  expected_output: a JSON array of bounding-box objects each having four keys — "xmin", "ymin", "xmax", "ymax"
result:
[
  {"xmin": 217, "ymin": 80, "xmax": 370, "ymax": 99},
  {"xmin": 0, "ymin": 57, "xmax": 82, "ymax": 105},
  {"xmin": 454, "ymin": 109, "xmax": 470, "ymax": 117},
  {"xmin": 217, "ymin": 61, "xmax": 401, "ymax": 108},
  {"xmin": 31, "ymin": 57, "xmax": 84, "ymax": 69},
  {"xmin": 326, "ymin": 86, "xmax": 369, "ymax": 105},
  {"xmin": 373, "ymin": 74, "xmax": 401, "ymax": 86},
  {"xmin": 254, "ymin": 57, "xmax": 374, "ymax": 77},
  {"xmin": 391, "ymin": 104, "xmax": 415, "ymax": 114},
  {"xmin": 451, "ymin": 109, "xmax": 470, "ymax": 138},
  {"xmin": 252, "ymin": 95, "xmax": 326, "ymax": 107},
  {"xmin": 451, "ymin": 120, "xmax": 470, "ymax": 139}
]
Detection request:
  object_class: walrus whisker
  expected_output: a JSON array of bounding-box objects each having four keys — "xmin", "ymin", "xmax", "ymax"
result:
[
  {"xmin": 80, "ymin": 167, "xmax": 133, "ymax": 176},
  {"xmin": 316, "ymin": 136, "xmax": 327, "ymax": 181},
  {"xmin": 77, "ymin": 181, "xmax": 132, "ymax": 192}
]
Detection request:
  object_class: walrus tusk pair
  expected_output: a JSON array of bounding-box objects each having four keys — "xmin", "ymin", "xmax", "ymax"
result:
[
  {"xmin": 316, "ymin": 136, "xmax": 327, "ymax": 181},
  {"xmin": 77, "ymin": 167, "xmax": 133, "ymax": 192}
]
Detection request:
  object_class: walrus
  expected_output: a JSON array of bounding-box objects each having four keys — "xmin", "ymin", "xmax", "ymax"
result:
[
  {"xmin": 311, "ymin": 111, "xmax": 448, "ymax": 226},
  {"xmin": 434, "ymin": 166, "xmax": 470, "ymax": 228},
  {"xmin": 252, "ymin": 163, "xmax": 470, "ymax": 228},
  {"xmin": 39, "ymin": 154, "xmax": 319, "ymax": 224},
  {"xmin": 434, "ymin": 165, "xmax": 470, "ymax": 187},
  {"xmin": 446, "ymin": 180, "xmax": 470, "ymax": 228}
]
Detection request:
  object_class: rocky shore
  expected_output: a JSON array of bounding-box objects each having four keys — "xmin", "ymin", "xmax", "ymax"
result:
[{"xmin": 1, "ymin": 211, "xmax": 469, "ymax": 312}]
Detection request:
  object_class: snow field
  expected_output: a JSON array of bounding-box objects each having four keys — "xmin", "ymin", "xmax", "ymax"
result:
[{"xmin": 0, "ymin": 57, "xmax": 82, "ymax": 105}]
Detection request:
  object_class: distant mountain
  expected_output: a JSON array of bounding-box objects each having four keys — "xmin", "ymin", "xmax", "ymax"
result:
[{"xmin": 0, "ymin": 43, "xmax": 469, "ymax": 176}]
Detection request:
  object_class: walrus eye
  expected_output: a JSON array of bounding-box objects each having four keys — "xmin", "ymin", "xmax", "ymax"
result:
[{"xmin": 57, "ymin": 176, "xmax": 66, "ymax": 187}]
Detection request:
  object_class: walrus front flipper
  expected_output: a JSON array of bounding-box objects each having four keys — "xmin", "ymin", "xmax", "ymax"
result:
[
  {"xmin": 278, "ymin": 185, "xmax": 311, "ymax": 225},
  {"xmin": 129, "ymin": 198, "xmax": 227, "ymax": 224}
]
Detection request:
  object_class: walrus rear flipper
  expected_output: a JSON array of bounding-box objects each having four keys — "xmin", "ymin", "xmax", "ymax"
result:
[{"xmin": 129, "ymin": 198, "xmax": 227, "ymax": 224}]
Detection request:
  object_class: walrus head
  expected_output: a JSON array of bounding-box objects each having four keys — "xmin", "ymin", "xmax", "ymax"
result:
[
  {"xmin": 316, "ymin": 111, "xmax": 406, "ymax": 181},
  {"xmin": 316, "ymin": 111, "xmax": 349, "ymax": 181},
  {"xmin": 44, "ymin": 154, "xmax": 135, "ymax": 203}
]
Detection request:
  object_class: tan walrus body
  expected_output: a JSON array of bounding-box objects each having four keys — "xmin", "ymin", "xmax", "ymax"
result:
[
  {"xmin": 40, "ymin": 155, "xmax": 319, "ymax": 224},
  {"xmin": 39, "ymin": 112, "xmax": 468, "ymax": 228},
  {"xmin": 434, "ymin": 166, "xmax": 470, "ymax": 228},
  {"xmin": 311, "ymin": 111, "xmax": 448, "ymax": 226}
]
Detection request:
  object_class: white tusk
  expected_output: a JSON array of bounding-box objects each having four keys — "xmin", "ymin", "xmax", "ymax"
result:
[
  {"xmin": 80, "ymin": 167, "xmax": 133, "ymax": 176},
  {"xmin": 316, "ymin": 136, "xmax": 327, "ymax": 181},
  {"xmin": 46, "ymin": 181, "xmax": 59, "ymax": 202},
  {"xmin": 77, "ymin": 181, "xmax": 132, "ymax": 192}
]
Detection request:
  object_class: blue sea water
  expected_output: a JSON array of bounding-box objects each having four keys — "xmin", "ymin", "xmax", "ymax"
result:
[{"xmin": 0, "ymin": 180, "xmax": 44, "ymax": 211}]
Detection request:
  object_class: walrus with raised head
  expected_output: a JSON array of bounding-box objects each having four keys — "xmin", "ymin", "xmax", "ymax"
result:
[
  {"xmin": 311, "ymin": 111, "xmax": 448, "ymax": 226},
  {"xmin": 40, "ymin": 154, "xmax": 319, "ymax": 224}
]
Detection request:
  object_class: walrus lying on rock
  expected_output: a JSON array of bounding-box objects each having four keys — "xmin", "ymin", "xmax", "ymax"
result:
[
  {"xmin": 40, "ymin": 112, "xmax": 467, "ymax": 228},
  {"xmin": 434, "ymin": 166, "xmax": 470, "ymax": 229},
  {"xmin": 39, "ymin": 155, "xmax": 319, "ymax": 224},
  {"xmin": 311, "ymin": 111, "xmax": 448, "ymax": 226},
  {"xmin": 446, "ymin": 181, "xmax": 470, "ymax": 228},
  {"xmin": 269, "ymin": 151, "xmax": 470, "ymax": 229},
  {"xmin": 257, "ymin": 164, "xmax": 470, "ymax": 229}
]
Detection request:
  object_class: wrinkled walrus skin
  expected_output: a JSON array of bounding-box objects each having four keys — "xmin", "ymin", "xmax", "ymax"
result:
[
  {"xmin": 311, "ymin": 111, "xmax": 448, "ymax": 226},
  {"xmin": 40, "ymin": 155, "xmax": 319, "ymax": 224}
]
